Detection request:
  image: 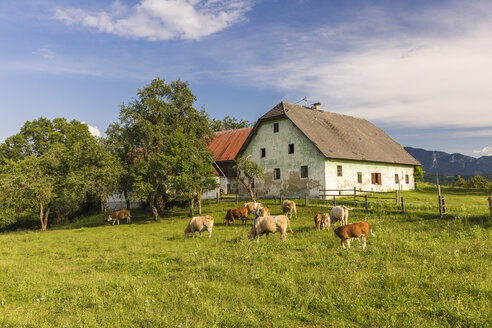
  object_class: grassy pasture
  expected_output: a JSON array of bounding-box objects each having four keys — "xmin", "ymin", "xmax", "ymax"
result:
[{"xmin": 0, "ymin": 189, "xmax": 491, "ymax": 327}]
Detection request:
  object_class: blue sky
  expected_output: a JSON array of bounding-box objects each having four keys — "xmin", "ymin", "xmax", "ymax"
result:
[{"xmin": 1, "ymin": 0, "xmax": 491, "ymax": 157}]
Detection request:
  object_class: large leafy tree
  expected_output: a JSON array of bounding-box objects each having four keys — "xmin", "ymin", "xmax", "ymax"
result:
[
  {"xmin": 210, "ymin": 115, "xmax": 252, "ymax": 132},
  {"xmin": 108, "ymin": 78, "xmax": 216, "ymax": 221},
  {"xmin": 0, "ymin": 118, "xmax": 120, "ymax": 230}
]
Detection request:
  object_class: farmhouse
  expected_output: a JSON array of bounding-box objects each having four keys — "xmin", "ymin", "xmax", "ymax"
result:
[
  {"xmin": 238, "ymin": 102, "xmax": 420, "ymax": 198},
  {"xmin": 208, "ymin": 127, "xmax": 253, "ymax": 195}
]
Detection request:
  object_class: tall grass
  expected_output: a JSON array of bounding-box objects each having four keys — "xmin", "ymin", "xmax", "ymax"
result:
[{"xmin": 0, "ymin": 190, "xmax": 490, "ymax": 327}]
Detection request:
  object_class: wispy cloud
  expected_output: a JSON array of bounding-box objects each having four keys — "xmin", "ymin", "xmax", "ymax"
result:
[
  {"xmin": 33, "ymin": 45, "xmax": 55, "ymax": 60},
  {"xmin": 54, "ymin": 0, "xmax": 252, "ymax": 40},
  {"xmin": 473, "ymin": 146, "xmax": 492, "ymax": 156},
  {"xmin": 214, "ymin": 1, "xmax": 492, "ymax": 129}
]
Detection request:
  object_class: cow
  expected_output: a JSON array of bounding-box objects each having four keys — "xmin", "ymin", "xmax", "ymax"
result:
[
  {"xmin": 224, "ymin": 207, "xmax": 249, "ymax": 226},
  {"xmin": 184, "ymin": 216, "xmax": 214, "ymax": 238},
  {"xmin": 333, "ymin": 221, "xmax": 375, "ymax": 249},
  {"xmin": 248, "ymin": 215, "xmax": 293, "ymax": 243},
  {"xmin": 330, "ymin": 205, "xmax": 352, "ymax": 226},
  {"xmin": 243, "ymin": 202, "xmax": 263, "ymax": 219},
  {"xmin": 107, "ymin": 209, "xmax": 131, "ymax": 225},
  {"xmin": 253, "ymin": 206, "xmax": 270, "ymax": 219},
  {"xmin": 281, "ymin": 200, "xmax": 297, "ymax": 220},
  {"xmin": 314, "ymin": 213, "xmax": 330, "ymax": 231}
]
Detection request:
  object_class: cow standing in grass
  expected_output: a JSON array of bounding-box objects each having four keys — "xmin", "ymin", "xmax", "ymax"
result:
[
  {"xmin": 330, "ymin": 206, "xmax": 352, "ymax": 226},
  {"xmin": 224, "ymin": 207, "xmax": 249, "ymax": 226},
  {"xmin": 314, "ymin": 213, "xmax": 330, "ymax": 231},
  {"xmin": 184, "ymin": 216, "xmax": 214, "ymax": 238},
  {"xmin": 243, "ymin": 202, "xmax": 263, "ymax": 220},
  {"xmin": 282, "ymin": 200, "xmax": 297, "ymax": 220},
  {"xmin": 333, "ymin": 221, "xmax": 375, "ymax": 249},
  {"xmin": 107, "ymin": 209, "xmax": 131, "ymax": 225},
  {"xmin": 254, "ymin": 206, "xmax": 270, "ymax": 219},
  {"xmin": 248, "ymin": 215, "xmax": 293, "ymax": 243}
]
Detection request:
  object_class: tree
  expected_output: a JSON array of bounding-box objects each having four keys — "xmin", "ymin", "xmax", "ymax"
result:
[
  {"xmin": 0, "ymin": 118, "xmax": 120, "ymax": 230},
  {"xmin": 455, "ymin": 175, "xmax": 466, "ymax": 187},
  {"xmin": 234, "ymin": 155, "xmax": 264, "ymax": 202},
  {"xmin": 108, "ymin": 78, "xmax": 216, "ymax": 221},
  {"xmin": 210, "ymin": 115, "xmax": 252, "ymax": 132},
  {"xmin": 414, "ymin": 166, "xmax": 424, "ymax": 188},
  {"xmin": 466, "ymin": 175, "xmax": 490, "ymax": 189}
]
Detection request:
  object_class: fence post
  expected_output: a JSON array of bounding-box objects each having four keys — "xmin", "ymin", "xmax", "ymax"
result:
[
  {"xmin": 354, "ymin": 187, "xmax": 357, "ymax": 201},
  {"xmin": 216, "ymin": 192, "xmax": 219, "ymax": 204},
  {"xmin": 333, "ymin": 195, "xmax": 336, "ymax": 206},
  {"xmin": 438, "ymin": 185, "xmax": 442, "ymax": 217},
  {"xmin": 395, "ymin": 190, "xmax": 398, "ymax": 203},
  {"xmin": 280, "ymin": 191, "xmax": 282, "ymax": 205},
  {"xmin": 489, "ymin": 197, "xmax": 492, "ymax": 218},
  {"xmin": 235, "ymin": 188, "xmax": 238, "ymax": 204},
  {"xmin": 365, "ymin": 195, "xmax": 368, "ymax": 212},
  {"xmin": 305, "ymin": 192, "xmax": 308, "ymax": 207},
  {"xmin": 401, "ymin": 196, "xmax": 404, "ymax": 214},
  {"xmin": 441, "ymin": 196, "xmax": 446, "ymax": 215}
]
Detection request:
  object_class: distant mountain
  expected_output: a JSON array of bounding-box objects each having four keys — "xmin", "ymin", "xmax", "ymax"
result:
[{"xmin": 404, "ymin": 147, "xmax": 492, "ymax": 176}]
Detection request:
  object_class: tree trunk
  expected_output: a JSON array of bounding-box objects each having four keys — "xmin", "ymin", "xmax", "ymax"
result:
[
  {"xmin": 197, "ymin": 188, "xmax": 202, "ymax": 215},
  {"xmin": 248, "ymin": 179, "xmax": 256, "ymax": 202},
  {"xmin": 101, "ymin": 194, "xmax": 108, "ymax": 218},
  {"xmin": 39, "ymin": 202, "xmax": 50, "ymax": 231},
  {"xmin": 150, "ymin": 194, "xmax": 159, "ymax": 221},
  {"xmin": 124, "ymin": 190, "xmax": 131, "ymax": 210},
  {"xmin": 189, "ymin": 196, "xmax": 194, "ymax": 217}
]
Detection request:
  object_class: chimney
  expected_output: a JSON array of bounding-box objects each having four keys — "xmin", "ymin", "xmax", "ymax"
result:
[{"xmin": 311, "ymin": 102, "xmax": 321, "ymax": 110}]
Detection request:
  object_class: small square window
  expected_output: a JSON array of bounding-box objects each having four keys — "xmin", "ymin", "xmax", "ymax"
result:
[
  {"xmin": 273, "ymin": 122, "xmax": 279, "ymax": 133},
  {"xmin": 337, "ymin": 165, "xmax": 342, "ymax": 177},
  {"xmin": 357, "ymin": 172, "xmax": 362, "ymax": 184},
  {"xmin": 261, "ymin": 148, "xmax": 266, "ymax": 158},
  {"xmin": 395, "ymin": 174, "xmax": 399, "ymax": 184},
  {"xmin": 301, "ymin": 166, "xmax": 308, "ymax": 178},
  {"xmin": 288, "ymin": 144, "xmax": 294, "ymax": 154},
  {"xmin": 405, "ymin": 174, "xmax": 409, "ymax": 184},
  {"xmin": 273, "ymin": 168, "xmax": 281, "ymax": 180}
]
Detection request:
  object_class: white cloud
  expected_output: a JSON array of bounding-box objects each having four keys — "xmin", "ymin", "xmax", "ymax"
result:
[
  {"xmin": 54, "ymin": 0, "xmax": 252, "ymax": 40},
  {"xmin": 33, "ymin": 45, "xmax": 55, "ymax": 60},
  {"xmin": 219, "ymin": 1, "xmax": 492, "ymax": 129},
  {"xmin": 473, "ymin": 146, "xmax": 492, "ymax": 156},
  {"xmin": 82, "ymin": 122, "xmax": 101, "ymax": 138}
]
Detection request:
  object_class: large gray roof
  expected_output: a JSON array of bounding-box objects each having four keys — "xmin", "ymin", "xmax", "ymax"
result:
[{"xmin": 249, "ymin": 102, "xmax": 420, "ymax": 166}]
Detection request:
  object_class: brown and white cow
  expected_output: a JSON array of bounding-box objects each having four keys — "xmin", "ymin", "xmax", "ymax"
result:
[
  {"xmin": 107, "ymin": 209, "xmax": 131, "ymax": 225},
  {"xmin": 330, "ymin": 206, "xmax": 352, "ymax": 226},
  {"xmin": 281, "ymin": 200, "xmax": 297, "ymax": 220},
  {"xmin": 253, "ymin": 206, "xmax": 270, "ymax": 219},
  {"xmin": 243, "ymin": 202, "xmax": 263, "ymax": 219},
  {"xmin": 333, "ymin": 221, "xmax": 375, "ymax": 249},
  {"xmin": 314, "ymin": 213, "xmax": 330, "ymax": 231},
  {"xmin": 248, "ymin": 215, "xmax": 293, "ymax": 243},
  {"xmin": 224, "ymin": 207, "xmax": 249, "ymax": 226},
  {"xmin": 184, "ymin": 216, "xmax": 214, "ymax": 238}
]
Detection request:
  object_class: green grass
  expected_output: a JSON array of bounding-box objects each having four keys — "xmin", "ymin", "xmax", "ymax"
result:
[{"xmin": 0, "ymin": 189, "xmax": 491, "ymax": 327}]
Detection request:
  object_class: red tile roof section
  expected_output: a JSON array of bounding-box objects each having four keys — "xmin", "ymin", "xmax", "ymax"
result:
[{"xmin": 208, "ymin": 127, "xmax": 253, "ymax": 162}]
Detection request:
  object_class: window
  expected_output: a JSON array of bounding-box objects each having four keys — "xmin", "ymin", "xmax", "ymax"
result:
[
  {"xmin": 273, "ymin": 122, "xmax": 279, "ymax": 133},
  {"xmin": 273, "ymin": 168, "xmax": 281, "ymax": 180},
  {"xmin": 371, "ymin": 173, "xmax": 382, "ymax": 185},
  {"xmin": 301, "ymin": 166, "xmax": 308, "ymax": 178},
  {"xmin": 405, "ymin": 174, "xmax": 409, "ymax": 184},
  {"xmin": 395, "ymin": 174, "xmax": 399, "ymax": 184},
  {"xmin": 261, "ymin": 148, "xmax": 266, "ymax": 158},
  {"xmin": 357, "ymin": 172, "xmax": 362, "ymax": 184},
  {"xmin": 288, "ymin": 144, "xmax": 294, "ymax": 154},
  {"xmin": 337, "ymin": 165, "xmax": 343, "ymax": 177}
]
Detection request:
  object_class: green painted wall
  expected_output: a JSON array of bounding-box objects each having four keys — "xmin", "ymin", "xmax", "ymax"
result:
[{"xmin": 242, "ymin": 117, "xmax": 325, "ymax": 197}]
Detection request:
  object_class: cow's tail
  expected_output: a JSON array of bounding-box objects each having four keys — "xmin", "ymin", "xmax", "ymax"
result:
[{"xmin": 369, "ymin": 222, "xmax": 376, "ymax": 237}]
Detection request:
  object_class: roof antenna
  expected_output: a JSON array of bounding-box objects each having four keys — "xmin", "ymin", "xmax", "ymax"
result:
[{"xmin": 294, "ymin": 97, "xmax": 308, "ymax": 105}]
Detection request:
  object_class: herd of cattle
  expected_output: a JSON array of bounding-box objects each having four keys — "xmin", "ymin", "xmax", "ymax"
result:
[{"xmin": 107, "ymin": 200, "xmax": 375, "ymax": 249}]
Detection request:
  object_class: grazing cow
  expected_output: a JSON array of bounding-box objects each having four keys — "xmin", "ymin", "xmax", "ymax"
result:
[
  {"xmin": 333, "ymin": 221, "xmax": 375, "ymax": 249},
  {"xmin": 281, "ymin": 200, "xmax": 297, "ymax": 220},
  {"xmin": 314, "ymin": 213, "xmax": 330, "ymax": 231},
  {"xmin": 184, "ymin": 216, "xmax": 214, "ymax": 238},
  {"xmin": 330, "ymin": 206, "xmax": 352, "ymax": 226},
  {"xmin": 243, "ymin": 202, "xmax": 263, "ymax": 219},
  {"xmin": 253, "ymin": 206, "xmax": 270, "ymax": 219},
  {"xmin": 107, "ymin": 209, "xmax": 131, "ymax": 225},
  {"xmin": 248, "ymin": 215, "xmax": 293, "ymax": 243},
  {"xmin": 224, "ymin": 207, "xmax": 249, "ymax": 226}
]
